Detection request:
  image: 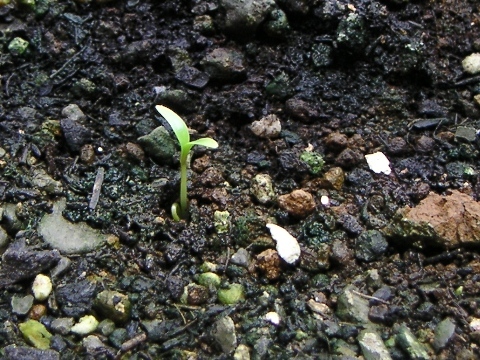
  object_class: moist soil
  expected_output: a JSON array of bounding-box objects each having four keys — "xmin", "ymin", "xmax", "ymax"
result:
[{"xmin": 1, "ymin": 0, "xmax": 480, "ymax": 359}]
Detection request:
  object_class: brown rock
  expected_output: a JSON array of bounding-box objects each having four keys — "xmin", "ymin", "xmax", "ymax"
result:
[
  {"xmin": 187, "ymin": 284, "xmax": 209, "ymax": 305},
  {"xmin": 335, "ymin": 148, "xmax": 364, "ymax": 168},
  {"xmin": 257, "ymin": 249, "xmax": 281, "ymax": 280},
  {"xmin": 323, "ymin": 167, "xmax": 345, "ymax": 190},
  {"xmin": 387, "ymin": 190, "xmax": 480, "ymax": 249},
  {"xmin": 278, "ymin": 189, "xmax": 316, "ymax": 218},
  {"xmin": 416, "ymin": 135, "xmax": 435, "ymax": 153},
  {"xmin": 285, "ymin": 98, "xmax": 318, "ymax": 122},
  {"xmin": 29, "ymin": 304, "xmax": 47, "ymax": 320},
  {"xmin": 325, "ymin": 132, "xmax": 348, "ymax": 151},
  {"xmin": 387, "ymin": 137, "xmax": 408, "ymax": 155}
]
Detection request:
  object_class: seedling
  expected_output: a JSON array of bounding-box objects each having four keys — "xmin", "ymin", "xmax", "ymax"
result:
[{"xmin": 156, "ymin": 105, "xmax": 218, "ymax": 221}]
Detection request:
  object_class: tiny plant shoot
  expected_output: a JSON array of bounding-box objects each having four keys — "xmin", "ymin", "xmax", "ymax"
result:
[{"xmin": 156, "ymin": 105, "xmax": 219, "ymax": 221}]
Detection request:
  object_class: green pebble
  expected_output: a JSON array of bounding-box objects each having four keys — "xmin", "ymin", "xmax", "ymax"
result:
[
  {"xmin": 217, "ymin": 284, "xmax": 245, "ymax": 305},
  {"xmin": 198, "ymin": 272, "xmax": 221, "ymax": 288},
  {"xmin": 8, "ymin": 37, "xmax": 29, "ymax": 56},
  {"xmin": 19, "ymin": 319, "xmax": 52, "ymax": 350},
  {"xmin": 300, "ymin": 151, "xmax": 325, "ymax": 175}
]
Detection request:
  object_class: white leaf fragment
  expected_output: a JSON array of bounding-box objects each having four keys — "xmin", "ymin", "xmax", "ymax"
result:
[
  {"xmin": 365, "ymin": 152, "xmax": 391, "ymax": 175},
  {"xmin": 266, "ymin": 223, "xmax": 301, "ymax": 264}
]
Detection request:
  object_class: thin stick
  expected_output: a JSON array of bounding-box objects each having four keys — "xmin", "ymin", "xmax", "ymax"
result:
[
  {"xmin": 89, "ymin": 167, "xmax": 105, "ymax": 210},
  {"xmin": 352, "ymin": 290, "xmax": 390, "ymax": 305}
]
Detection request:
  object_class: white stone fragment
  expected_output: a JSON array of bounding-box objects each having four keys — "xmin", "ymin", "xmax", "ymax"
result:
[
  {"xmin": 320, "ymin": 195, "xmax": 330, "ymax": 206},
  {"xmin": 32, "ymin": 274, "xmax": 53, "ymax": 301},
  {"xmin": 249, "ymin": 114, "xmax": 281, "ymax": 139},
  {"xmin": 462, "ymin": 53, "xmax": 480, "ymax": 75},
  {"xmin": 266, "ymin": 223, "xmax": 300, "ymax": 264},
  {"xmin": 365, "ymin": 152, "xmax": 391, "ymax": 175},
  {"xmin": 265, "ymin": 312, "xmax": 281, "ymax": 326},
  {"xmin": 71, "ymin": 315, "xmax": 99, "ymax": 335},
  {"xmin": 470, "ymin": 318, "xmax": 480, "ymax": 332}
]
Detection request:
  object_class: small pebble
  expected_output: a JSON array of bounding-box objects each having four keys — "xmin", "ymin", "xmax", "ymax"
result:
[
  {"xmin": 32, "ymin": 274, "xmax": 53, "ymax": 301},
  {"xmin": 365, "ymin": 152, "xmax": 391, "ymax": 175},
  {"xmin": 265, "ymin": 312, "xmax": 281, "ymax": 326},
  {"xmin": 462, "ymin": 53, "xmax": 480, "ymax": 75},
  {"xmin": 71, "ymin": 315, "xmax": 99, "ymax": 335},
  {"xmin": 266, "ymin": 223, "xmax": 301, "ymax": 264}
]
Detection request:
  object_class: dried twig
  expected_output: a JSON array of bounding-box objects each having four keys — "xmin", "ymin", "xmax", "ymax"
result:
[
  {"xmin": 89, "ymin": 167, "xmax": 105, "ymax": 210},
  {"xmin": 352, "ymin": 290, "xmax": 390, "ymax": 305}
]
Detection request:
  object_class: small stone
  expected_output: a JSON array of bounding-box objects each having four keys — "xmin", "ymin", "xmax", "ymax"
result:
[
  {"xmin": 251, "ymin": 174, "xmax": 275, "ymax": 204},
  {"xmin": 186, "ymin": 284, "xmax": 209, "ymax": 305},
  {"xmin": 175, "ymin": 65, "xmax": 209, "ymax": 89},
  {"xmin": 256, "ymin": 249, "xmax": 281, "ymax": 280},
  {"xmin": 12, "ymin": 295, "xmax": 34, "ymax": 316},
  {"xmin": 60, "ymin": 118, "xmax": 91, "ymax": 153},
  {"xmin": 355, "ymin": 230, "xmax": 389, "ymax": 262},
  {"xmin": 97, "ymin": 319, "xmax": 116, "ymax": 336},
  {"xmin": 285, "ymin": 98, "xmax": 318, "ymax": 122},
  {"xmin": 300, "ymin": 151, "xmax": 325, "ymax": 175},
  {"xmin": 32, "ymin": 168, "xmax": 63, "ymax": 194},
  {"xmin": 336, "ymin": 148, "xmax": 364, "ymax": 168},
  {"xmin": 217, "ymin": 284, "xmax": 245, "ymax": 305},
  {"xmin": 433, "ymin": 317, "xmax": 456, "ymax": 352},
  {"xmin": 230, "ymin": 248, "xmax": 250, "ymax": 268},
  {"xmin": 358, "ymin": 329, "xmax": 393, "ymax": 360},
  {"xmin": 396, "ymin": 324, "xmax": 430, "ymax": 360},
  {"xmin": 278, "ymin": 189, "xmax": 316, "ymax": 218},
  {"xmin": 471, "ymin": 318, "xmax": 480, "ymax": 332},
  {"xmin": 32, "ymin": 274, "xmax": 53, "ymax": 301},
  {"xmin": 307, "ymin": 299, "xmax": 332, "ymax": 316},
  {"xmin": 137, "ymin": 126, "xmax": 176, "ymax": 164},
  {"xmin": 198, "ymin": 272, "xmax": 221, "ymax": 288},
  {"xmin": 29, "ymin": 304, "xmax": 47, "ymax": 320},
  {"xmin": 8, "ymin": 37, "xmax": 29, "ymax": 56},
  {"xmin": 212, "ymin": 316, "xmax": 237, "ymax": 354},
  {"xmin": 83, "ymin": 335, "xmax": 107, "ymax": 353},
  {"xmin": 71, "ymin": 315, "xmax": 99, "ymax": 335},
  {"xmin": 19, "ymin": 319, "xmax": 52, "ymax": 350},
  {"xmin": 264, "ymin": 312, "xmax": 281, "ymax": 326},
  {"xmin": 214, "ymin": 210, "xmax": 230, "ymax": 234},
  {"xmin": 201, "ymin": 48, "xmax": 246, "ymax": 82},
  {"xmin": 387, "ymin": 137, "xmax": 408, "ymax": 155},
  {"xmin": 95, "ymin": 290, "xmax": 131, "ymax": 324},
  {"xmin": 4, "ymin": 345, "xmax": 59, "ymax": 360},
  {"xmin": 336, "ymin": 285, "xmax": 370, "ymax": 324},
  {"xmin": 249, "ymin": 114, "xmax": 281, "ymax": 139},
  {"xmin": 109, "ymin": 328, "xmax": 128, "ymax": 349},
  {"xmin": 80, "ymin": 144, "xmax": 96, "ymax": 164},
  {"xmin": 365, "ymin": 152, "xmax": 391, "ymax": 175},
  {"xmin": 62, "ymin": 104, "xmax": 86, "ymax": 122},
  {"xmin": 233, "ymin": 344, "xmax": 251, "ymax": 360},
  {"xmin": 416, "ymin": 135, "xmax": 435, "ymax": 153},
  {"xmin": 325, "ymin": 132, "xmax": 349, "ymax": 151},
  {"xmin": 323, "ymin": 167, "xmax": 345, "ymax": 190},
  {"xmin": 455, "ymin": 126, "xmax": 477, "ymax": 142},
  {"xmin": 51, "ymin": 318, "xmax": 75, "ymax": 335},
  {"xmin": 266, "ymin": 223, "xmax": 301, "ymax": 264},
  {"xmin": 462, "ymin": 53, "xmax": 480, "ymax": 75}
]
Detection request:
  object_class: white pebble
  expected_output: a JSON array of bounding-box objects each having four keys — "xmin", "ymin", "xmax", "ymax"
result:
[
  {"xmin": 265, "ymin": 311, "xmax": 280, "ymax": 326},
  {"xmin": 470, "ymin": 318, "xmax": 480, "ymax": 332},
  {"xmin": 71, "ymin": 315, "xmax": 99, "ymax": 335},
  {"xmin": 320, "ymin": 195, "xmax": 330, "ymax": 206},
  {"xmin": 249, "ymin": 114, "xmax": 281, "ymax": 139},
  {"xmin": 365, "ymin": 152, "xmax": 391, "ymax": 175},
  {"xmin": 32, "ymin": 274, "xmax": 53, "ymax": 301},
  {"xmin": 462, "ymin": 53, "xmax": 480, "ymax": 75},
  {"xmin": 265, "ymin": 312, "xmax": 281, "ymax": 326},
  {"xmin": 266, "ymin": 223, "xmax": 300, "ymax": 264}
]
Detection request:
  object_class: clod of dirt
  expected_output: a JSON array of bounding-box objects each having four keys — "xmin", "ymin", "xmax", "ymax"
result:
[
  {"xmin": 386, "ymin": 190, "xmax": 480, "ymax": 249},
  {"xmin": 256, "ymin": 249, "xmax": 281, "ymax": 280},
  {"xmin": 249, "ymin": 114, "xmax": 282, "ymax": 139},
  {"xmin": 0, "ymin": 239, "xmax": 60, "ymax": 289}
]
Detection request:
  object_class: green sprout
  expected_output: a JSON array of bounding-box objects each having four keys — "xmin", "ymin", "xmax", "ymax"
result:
[{"xmin": 156, "ymin": 105, "xmax": 219, "ymax": 221}]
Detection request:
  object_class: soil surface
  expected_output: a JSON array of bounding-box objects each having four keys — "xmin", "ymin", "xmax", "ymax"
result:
[{"xmin": 1, "ymin": 0, "xmax": 480, "ymax": 359}]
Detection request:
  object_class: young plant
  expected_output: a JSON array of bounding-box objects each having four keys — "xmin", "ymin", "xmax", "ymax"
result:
[{"xmin": 156, "ymin": 105, "xmax": 219, "ymax": 221}]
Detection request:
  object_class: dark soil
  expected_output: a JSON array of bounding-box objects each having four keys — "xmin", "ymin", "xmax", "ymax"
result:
[{"xmin": 1, "ymin": 0, "xmax": 480, "ymax": 359}]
